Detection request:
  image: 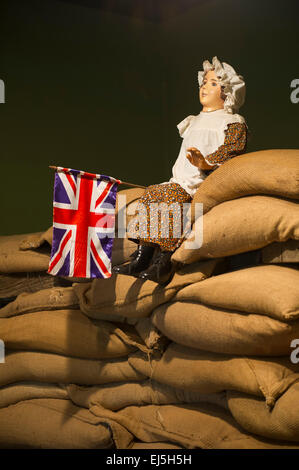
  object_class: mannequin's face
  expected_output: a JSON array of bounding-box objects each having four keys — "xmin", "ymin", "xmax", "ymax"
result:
[{"xmin": 199, "ymin": 69, "xmax": 225, "ymax": 112}]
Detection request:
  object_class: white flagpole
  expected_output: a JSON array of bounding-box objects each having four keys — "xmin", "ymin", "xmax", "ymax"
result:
[{"xmin": 49, "ymin": 166, "xmax": 146, "ymax": 189}]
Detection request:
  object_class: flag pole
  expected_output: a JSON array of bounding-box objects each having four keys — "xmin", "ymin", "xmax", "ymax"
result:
[{"xmin": 49, "ymin": 166, "xmax": 146, "ymax": 189}]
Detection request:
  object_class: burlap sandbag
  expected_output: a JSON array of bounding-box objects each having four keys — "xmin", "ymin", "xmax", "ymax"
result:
[
  {"xmin": 131, "ymin": 441, "xmax": 183, "ymax": 449},
  {"xmin": 133, "ymin": 317, "xmax": 169, "ymax": 350},
  {"xmin": 0, "ymin": 398, "xmax": 132, "ymax": 449},
  {"xmin": 262, "ymin": 239, "xmax": 299, "ymax": 264},
  {"xmin": 90, "ymin": 402, "xmax": 299, "ymax": 449},
  {"xmin": 66, "ymin": 381, "xmax": 228, "ymax": 411},
  {"xmin": 128, "ymin": 343, "xmax": 299, "ymax": 407},
  {"xmin": 74, "ymin": 260, "xmax": 219, "ymax": 320},
  {"xmin": 227, "ymin": 382, "xmax": 299, "ymax": 442},
  {"xmin": 0, "ymin": 350, "xmax": 145, "ymax": 387},
  {"xmin": 0, "ymin": 233, "xmax": 51, "ymax": 273},
  {"xmin": 152, "ymin": 302, "xmax": 299, "ymax": 356},
  {"xmin": 174, "ymin": 265, "xmax": 299, "ymax": 321},
  {"xmin": 0, "ymin": 288, "xmax": 169, "ymax": 353},
  {"xmin": 0, "ymin": 382, "xmax": 68, "ymax": 408},
  {"xmin": 191, "ymin": 149, "xmax": 299, "ymax": 219},
  {"xmin": 0, "ymin": 286, "xmax": 79, "ymax": 318},
  {"xmin": 0, "ymin": 310, "xmax": 149, "ymax": 359},
  {"xmin": 19, "ymin": 227, "xmax": 53, "ymax": 250},
  {"xmin": 172, "ymin": 195, "xmax": 299, "ymax": 265},
  {"xmin": 0, "ymin": 272, "xmax": 72, "ymax": 299}
]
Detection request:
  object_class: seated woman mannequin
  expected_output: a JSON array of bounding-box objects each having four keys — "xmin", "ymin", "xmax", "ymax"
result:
[{"xmin": 113, "ymin": 56, "xmax": 249, "ymax": 285}]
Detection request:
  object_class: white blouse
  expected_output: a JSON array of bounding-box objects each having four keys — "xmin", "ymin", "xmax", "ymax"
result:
[{"xmin": 165, "ymin": 108, "xmax": 246, "ymax": 197}]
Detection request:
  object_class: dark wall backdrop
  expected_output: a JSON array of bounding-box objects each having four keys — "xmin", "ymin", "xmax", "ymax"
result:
[{"xmin": 0, "ymin": 0, "xmax": 299, "ymax": 235}]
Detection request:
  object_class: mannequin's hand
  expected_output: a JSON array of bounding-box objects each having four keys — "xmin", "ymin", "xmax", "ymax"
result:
[
  {"xmin": 186, "ymin": 147, "xmax": 206, "ymax": 169},
  {"xmin": 186, "ymin": 147, "xmax": 217, "ymax": 170}
]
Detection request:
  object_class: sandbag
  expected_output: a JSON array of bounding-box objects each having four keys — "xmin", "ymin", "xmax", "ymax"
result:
[
  {"xmin": 191, "ymin": 149, "xmax": 299, "ymax": 219},
  {"xmin": 90, "ymin": 402, "xmax": 299, "ymax": 449},
  {"xmin": 57, "ymin": 307, "xmax": 165, "ymax": 350},
  {"xmin": 0, "ymin": 310, "xmax": 149, "ymax": 359},
  {"xmin": 0, "ymin": 272, "xmax": 71, "ymax": 299},
  {"xmin": 262, "ymin": 239, "xmax": 299, "ymax": 264},
  {"xmin": 131, "ymin": 441, "xmax": 183, "ymax": 449},
  {"xmin": 0, "ymin": 350, "xmax": 145, "ymax": 387},
  {"xmin": 67, "ymin": 381, "xmax": 228, "ymax": 411},
  {"xmin": 0, "ymin": 398, "xmax": 131, "ymax": 449},
  {"xmin": 19, "ymin": 227, "xmax": 53, "ymax": 250},
  {"xmin": 133, "ymin": 317, "xmax": 169, "ymax": 350},
  {"xmin": 227, "ymin": 382, "xmax": 299, "ymax": 442},
  {"xmin": 0, "ymin": 233, "xmax": 51, "ymax": 273},
  {"xmin": 0, "ymin": 286, "xmax": 79, "ymax": 318},
  {"xmin": 0, "ymin": 382, "xmax": 68, "ymax": 408},
  {"xmin": 152, "ymin": 302, "xmax": 299, "ymax": 356},
  {"xmin": 174, "ymin": 265, "xmax": 299, "ymax": 321},
  {"xmin": 73, "ymin": 260, "xmax": 219, "ymax": 320},
  {"xmin": 172, "ymin": 195, "xmax": 299, "ymax": 265},
  {"xmin": 128, "ymin": 343, "xmax": 299, "ymax": 407}
]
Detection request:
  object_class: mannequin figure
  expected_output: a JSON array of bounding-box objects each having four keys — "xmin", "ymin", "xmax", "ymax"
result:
[{"xmin": 113, "ymin": 56, "xmax": 249, "ymax": 285}]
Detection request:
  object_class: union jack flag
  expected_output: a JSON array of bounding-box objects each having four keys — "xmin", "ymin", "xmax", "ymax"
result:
[{"xmin": 48, "ymin": 167, "xmax": 121, "ymax": 279}]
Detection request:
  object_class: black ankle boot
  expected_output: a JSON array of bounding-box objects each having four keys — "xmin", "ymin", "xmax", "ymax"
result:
[
  {"xmin": 112, "ymin": 245, "xmax": 155, "ymax": 276},
  {"xmin": 139, "ymin": 250, "xmax": 175, "ymax": 285}
]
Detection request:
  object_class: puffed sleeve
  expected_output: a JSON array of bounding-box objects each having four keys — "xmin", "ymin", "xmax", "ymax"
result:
[
  {"xmin": 177, "ymin": 115, "xmax": 196, "ymax": 138},
  {"xmin": 204, "ymin": 122, "xmax": 248, "ymax": 166}
]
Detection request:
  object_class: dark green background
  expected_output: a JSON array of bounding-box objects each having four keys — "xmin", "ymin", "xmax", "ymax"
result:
[{"xmin": 1, "ymin": 0, "xmax": 299, "ymax": 235}]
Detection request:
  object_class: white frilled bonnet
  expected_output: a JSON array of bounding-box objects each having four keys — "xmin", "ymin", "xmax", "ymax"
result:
[{"xmin": 198, "ymin": 56, "xmax": 246, "ymax": 114}]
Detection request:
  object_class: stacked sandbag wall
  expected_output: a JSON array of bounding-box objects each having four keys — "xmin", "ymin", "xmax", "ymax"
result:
[{"xmin": 1, "ymin": 150, "xmax": 299, "ymax": 448}]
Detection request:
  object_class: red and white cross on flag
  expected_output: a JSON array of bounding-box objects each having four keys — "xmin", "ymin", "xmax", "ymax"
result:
[{"xmin": 48, "ymin": 167, "xmax": 121, "ymax": 279}]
